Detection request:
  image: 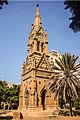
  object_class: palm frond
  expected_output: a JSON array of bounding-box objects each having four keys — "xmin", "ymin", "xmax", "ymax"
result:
[
  {"xmin": 48, "ymin": 52, "xmax": 80, "ymax": 103},
  {"xmin": 55, "ymin": 59, "xmax": 65, "ymax": 71}
]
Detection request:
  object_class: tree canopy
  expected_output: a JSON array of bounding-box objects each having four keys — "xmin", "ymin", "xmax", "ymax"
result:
[
  {"xmin": 0, "ymin": 80, "xmax": 20, "ymax": 109},
  {"xmin": 0, "ymin": 0, "xmax": 8, "ymax": 9},
  {"xmin": 64, "ymin": 1, "xmax": 80, "ymax": 33}
]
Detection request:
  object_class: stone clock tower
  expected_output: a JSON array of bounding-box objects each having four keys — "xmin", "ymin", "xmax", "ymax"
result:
[{"xmin": 19, "ymin": 4, "xmax": 58, "ymax": 111}]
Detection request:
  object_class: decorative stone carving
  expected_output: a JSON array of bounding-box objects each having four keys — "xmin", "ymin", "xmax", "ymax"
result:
[{"xmin": 19, "ymin": 5, "xmax": 58, "ymax": 111}]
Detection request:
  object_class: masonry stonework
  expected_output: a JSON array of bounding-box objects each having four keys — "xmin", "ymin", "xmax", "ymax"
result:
[{"xmin": 19, "ymin": 5, "xmax": 58, "ymax": 111}]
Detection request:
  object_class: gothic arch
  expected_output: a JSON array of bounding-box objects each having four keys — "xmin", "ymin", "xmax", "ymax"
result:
[
  {"xmin": 40, "ymin": 87, "xmax": 47, "ymax": 110},
  {"xmin": 41, "ymin": 42, "xmax": 44, "ymax": 52},
  {"xmin": 37, "ymin": 41, "xmax": 40, "ymax": 51},
  {"xmin": 24, "ymin": 88, "xmax": 29, "ymax": 106}
]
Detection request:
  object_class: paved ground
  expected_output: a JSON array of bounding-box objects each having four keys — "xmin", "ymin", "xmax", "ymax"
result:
[
  {"xmin": 24, "ymin": 116, "xmax": 80, "ymax": 120},
  {"xmin": 0, "ymin": 110, "xmax": 80, "ymax": 120}
]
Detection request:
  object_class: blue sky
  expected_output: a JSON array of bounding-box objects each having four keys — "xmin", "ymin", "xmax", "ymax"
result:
[{"xmin": 0, "ymin": 1, "xmax": 80, "ymax": 84}]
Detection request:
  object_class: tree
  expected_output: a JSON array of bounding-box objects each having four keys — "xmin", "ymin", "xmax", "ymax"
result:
[
  {"xmin": 0, "ymin": 80, "xmax": 4, "ymax": 103},
  {"xmin": 10, "ymin": 84, "xmax": 20, "ymax": 104},
  {"xmin": 0, "ymin": 80, "xmax": 20, "ymax": 109},
  {"xmin": 0, "ymin": 0, "xmax": 8, "ymax": 9},
  {"xmin": 5, "ymin": 84, "xmax": 20, "ymax": 109},
  {"xmin": 48, "ymin": 53, "xmax": 80, "ymax": 116},
  {"xmin": 64, "ymin": 1, "xmax": 80, "ymax": 33}
]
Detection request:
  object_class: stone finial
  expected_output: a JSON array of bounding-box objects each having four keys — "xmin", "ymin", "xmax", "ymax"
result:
[{"xmin": 36, "ymin": 4, "xmax": 39, "ymax": 7}]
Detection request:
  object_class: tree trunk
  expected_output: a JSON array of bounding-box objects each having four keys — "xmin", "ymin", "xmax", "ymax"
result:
[
  {"xmin": 69, "ymin": 97, "xmax": 73, "ymax": 116},
  {"xmin": 59, "ymin": 98, "xmax": 64, "ymax": 109}
]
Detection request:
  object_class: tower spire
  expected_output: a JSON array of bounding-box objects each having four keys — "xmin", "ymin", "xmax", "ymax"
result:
[{"xmin": 33, "ymin": 4, "xmax": 41, "ymax": 26}]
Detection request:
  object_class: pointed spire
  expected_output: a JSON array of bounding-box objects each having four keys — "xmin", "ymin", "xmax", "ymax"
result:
[{"xmin": 33, "ymin": 4, "xmax": 41, "ymax": 27}]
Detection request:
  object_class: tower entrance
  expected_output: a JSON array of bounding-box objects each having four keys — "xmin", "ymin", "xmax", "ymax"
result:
[{"xmin": 41, "ymin": 90, "xmax": 46, "ymax": 110}]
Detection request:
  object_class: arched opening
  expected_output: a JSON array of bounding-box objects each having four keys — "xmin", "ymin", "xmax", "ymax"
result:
[
  {"xmin": 41, "ymin": 89, "xmax": 46, "ymax": 110},
  {"xmin": 31, "ymin": 43, "xmax": 33, "ymax": 53},
  {"xmin": 37, "ymin": 41, "xmax": 40, "ymax": 51},
  {"xmin": 41, "ymin": 42, "xmax": 44, "ymax": 52},
  {"xmin": 37, "ymin": 93, "xmax": 38, "ymax": 107}
]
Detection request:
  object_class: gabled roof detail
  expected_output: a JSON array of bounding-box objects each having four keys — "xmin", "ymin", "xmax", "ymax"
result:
[{"xmin": 36, "ymin": 53, "xmax": 51, "ymax": 70}]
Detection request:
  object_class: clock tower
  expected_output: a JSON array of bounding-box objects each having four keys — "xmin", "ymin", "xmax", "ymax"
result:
[
  {"xmin": 28, "ymin": 4, "xmax": 48, "ymax": 57},
  {"xmin": 19, "ymin": 4, "xmax": 58, "ymax": 111}
]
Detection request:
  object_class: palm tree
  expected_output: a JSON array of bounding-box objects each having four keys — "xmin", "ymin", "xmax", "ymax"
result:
[{"xmin": 48, "ymin": 53, "xmax": 80, "ymax": 116}]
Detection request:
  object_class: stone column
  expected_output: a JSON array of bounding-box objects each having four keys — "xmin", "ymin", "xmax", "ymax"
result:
[
  {"xmin": 38, "ymin": 95, "xmax": 43, "ymax": 110},
  {"xmin": 28, "ymin": 68, "xmax": 37, "ymax": 109}
]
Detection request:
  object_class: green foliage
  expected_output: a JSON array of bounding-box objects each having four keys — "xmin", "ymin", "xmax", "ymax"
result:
[
  {"xmin": 10, "ymin": 96, "xmax": 19, "ymax": 103},
  {"xmin": 48, "ymin": 53, "xmax": 80, "ymax": 115},
  {"xmin": 0, "ymin": 80, "xmax": 4, "ymax": 102},
  {"xmin": 0, "ymin": 0, "xmax": 8, "ymax": 9},
  {"xmin": 74, "ymin": 99, "xmax": 80, "ymax": 110},
  {"xmin": 0, "ymin": 80, "xmax": 20, "ymax": 105},
  {"xmin": 64, "ymin": 1, "xmax": 80, "ymax": 33},
  {"xmin": 74, "ymin": 92, "xmax": 80, "ymax": 110},
  {"xmin": 49, "ymin": 53, "xmax": 80, "ymax": 102}
]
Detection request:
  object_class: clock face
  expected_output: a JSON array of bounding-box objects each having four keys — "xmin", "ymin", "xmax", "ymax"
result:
[
  {"xmin": 35, "ymin": 26, "xmax": 40, "ymax": 32},
  {"xmin": 38, "ymin": 33, "xmax": 43, "ymax": 39},
  {"xmin": 31, "ymin": 33, "xmax": 43, "ymax": 39}
]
